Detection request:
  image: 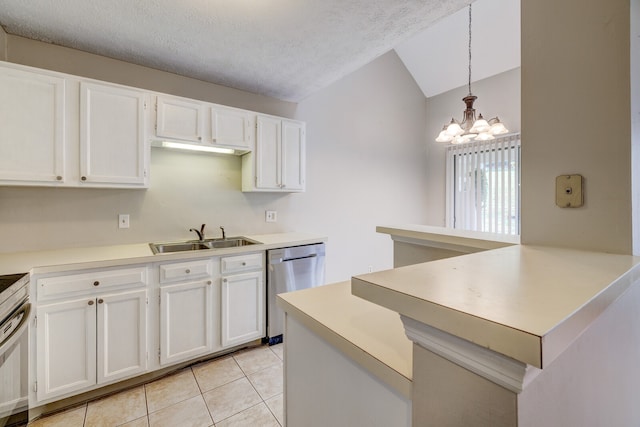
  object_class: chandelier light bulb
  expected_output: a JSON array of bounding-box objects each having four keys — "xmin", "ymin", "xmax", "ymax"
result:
[
  {"xmin": 446, "ymin": 119, "xmax": 463, "ymax": 136},
  {"xmin": 436, "ymin": 128, "xmax": 454, "ymax": 143},
  {"xmin": 470, "ymin": 114, "xmax": 490, "ymax": 134},
  {"xmin": 489, "ymin": 118, "xmax": 508, "ymax": 135}
]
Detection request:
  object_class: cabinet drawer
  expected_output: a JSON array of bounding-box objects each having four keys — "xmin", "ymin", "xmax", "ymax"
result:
[
  {"xmin": 159, "ymin": 259, "xmax": 212, "ymax": 283},
  {"xmin": 38, "ymin": 266, "xmax": 147, "ymax": 300},
  {"xmin": 221, "ymin": 253, "xmax": 263, "ymax": 275}
]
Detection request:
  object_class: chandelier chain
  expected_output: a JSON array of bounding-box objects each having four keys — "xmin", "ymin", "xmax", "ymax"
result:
[{"xmin": 468, "ymin": 3, "xmax": 472, "ymax": 95}]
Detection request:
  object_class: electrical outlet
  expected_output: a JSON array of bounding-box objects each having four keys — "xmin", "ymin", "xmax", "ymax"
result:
[
  {"xmin": 118, "ymin": 214, "xmax": 130, "ymax": 229},
  {"xmin": 265, "ymin": 210, "xmax": 277, "ymax": 223}
]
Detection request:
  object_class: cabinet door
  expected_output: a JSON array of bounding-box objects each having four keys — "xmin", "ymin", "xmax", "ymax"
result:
[
  {"xmin": 156, "ymin": 96, "xmax": 204, "ymax": 143},
  {"xmin": 97, "ymin": 290, "xmax": 147, "ymax": 384},
  {"xmin": 0, "ymin": 66, "xmax": 65, "ymax": 185},
  {"xmin": 36, "ymin": 298, "xmax": 96, "ymax": 402},
  {"xmin": 160, "ymin": 280, "xmax": 213, "ymax": 365},
  {"xmin": 221, "ymin": 271, "xmax": 264, "ymax": 347},
  {"xmin": 255, "ymin": 115, "xmax": 281, "ymax": 190},
  {"xmin": 80, "ymin": 82, "xmax": 148, "ymax": 187},
  {"xmin": 211, "ymin": 106, "xmax": 251, "ymax": 148},
  {"xmin": 281, "ymin": 120, "xmax": 306, "ymax": 191}
]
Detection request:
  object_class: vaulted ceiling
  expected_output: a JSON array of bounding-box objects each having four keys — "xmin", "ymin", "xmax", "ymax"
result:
[{"xmin": 0, "ymin": 0, "xmax": 520, "ymax": 102}]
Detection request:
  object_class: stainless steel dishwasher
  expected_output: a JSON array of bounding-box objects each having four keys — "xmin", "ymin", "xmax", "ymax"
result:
[{"xmin": 267, "ymin": 243, "xmax": 325, "ymax": 344}]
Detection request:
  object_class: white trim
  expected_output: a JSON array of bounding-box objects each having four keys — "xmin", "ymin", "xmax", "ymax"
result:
[{"xmin": 401, "ymin": 315, "xmax": 541, "ymax": 393}]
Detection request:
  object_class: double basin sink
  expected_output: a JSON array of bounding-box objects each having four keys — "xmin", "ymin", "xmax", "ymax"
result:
[{"xmin": 150, "ymin": 237, "xmax": 260, "ymax": 255}]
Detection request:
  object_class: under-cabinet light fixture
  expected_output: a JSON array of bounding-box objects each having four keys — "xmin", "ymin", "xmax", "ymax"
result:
[
  {"xmin": 159, "ymin": 141, "xmax": 235, "ymax": 155},
  {"xmin": 435, "ymin": 4, "xmax": 509, "ymax": 144}
]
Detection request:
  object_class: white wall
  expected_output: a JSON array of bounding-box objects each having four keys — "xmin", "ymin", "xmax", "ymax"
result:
[
  {"xmin": 424, "ymin": 68, "xmax": 521, "ymax": 226},
  {"xmin": 0, "ymin": 37, "xmax": 429, "ymax": 283}
]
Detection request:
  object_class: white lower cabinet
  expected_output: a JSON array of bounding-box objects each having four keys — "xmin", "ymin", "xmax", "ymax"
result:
[
  {"xmin": 220, "ymin": 253, "xmax": 265, "ymax": 348},
  {"xmin": 36, "ymin": 289, "xmax": 147, "ymax": 402},
  {"xmin": 36, "ymin": 297, "xmax": 96, "ymax": 401},
  {"xmin": 221, "ymin": 271, "xmax": 264, "ymax": 347},
  {"xmin": 32, "ymin": 250, "xmax": 269, "ymax": 405},
  {"xmin": 157, "ymin": 258, "xmax": 220, "ymax": 366},
  {"xmin": 160, "ymin": 280, "xmax": 214, "ymax": 365},
  {"xmin": 97, "ymin": 290, "xmax": 148, "ymax": 384}
]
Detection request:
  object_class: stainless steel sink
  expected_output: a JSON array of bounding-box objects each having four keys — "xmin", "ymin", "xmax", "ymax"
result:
[
  {"xmin": 205, "ymin": 237, "xmax": 260, "ymax": 249},
  {"xmin": 149, "ymin": 237, "xmax": 259, "ymax": 254}
]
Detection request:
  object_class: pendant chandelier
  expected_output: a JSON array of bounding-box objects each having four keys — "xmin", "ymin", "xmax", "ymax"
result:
[{"xmin": 435, "ymin": 4, "xmax": 508, "ymax": 144}]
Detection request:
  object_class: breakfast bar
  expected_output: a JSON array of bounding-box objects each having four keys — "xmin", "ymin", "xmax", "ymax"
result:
[{"xmin": 278, "ymin": 228, "xmax": 640, "ymax": 426}]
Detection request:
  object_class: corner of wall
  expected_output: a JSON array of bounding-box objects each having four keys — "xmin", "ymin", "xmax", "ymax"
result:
[
  {"xmin": 0, "ymin": 26, "xmax": 8, "ymax": 61},
  {"xmin": 631, "ymin": 0, "xmax": 640, "ymax": 255}
]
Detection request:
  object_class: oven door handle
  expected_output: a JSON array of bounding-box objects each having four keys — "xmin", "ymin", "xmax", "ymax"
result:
[{"xmin": 0, "ymin": 302, "xmax": 30, "ymax": 355}]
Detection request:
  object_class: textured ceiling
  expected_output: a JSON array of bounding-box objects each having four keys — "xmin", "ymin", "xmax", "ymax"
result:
[{"xmin": 0, "ymin": 0, "xmax": 472, "ymax": 102}]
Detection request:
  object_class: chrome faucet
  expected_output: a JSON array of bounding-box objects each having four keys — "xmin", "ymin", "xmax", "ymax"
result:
[
  {"xmin": 189, "ymin": 224, "xmax": 206, "ymax": 241},
  {"xmin": 220, "ymin": 226, "xmax": 226, "ymax": 240}
]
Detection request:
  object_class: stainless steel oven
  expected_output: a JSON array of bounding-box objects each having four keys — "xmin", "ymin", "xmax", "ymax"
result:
[{"xmin": 0, "ymin": 273, "xmax": 30, "ymax": 427}]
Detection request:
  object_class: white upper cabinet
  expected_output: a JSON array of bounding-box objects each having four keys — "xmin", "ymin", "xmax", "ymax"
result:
[
  {"xmin": 210, "ymin": 105, "xmax": 252, "ymax": 148},
  {"xmin": 281, "ymin": 120, "xmax": 306, "ymax": 191},
  {"xmin": 0, "ymin": 65, "xmax": 65, "ymax": 185},
  {"xmin": 80, "ymin": 82, "xmax": 148, "ymax": 187},
  {"xmin": 242, "ymin": 115, "xmax": 306, "ymax": 192},
  {"xmin": 152, "ymin": 95, "xmax": 253, "ymax": 152},
  {"xmin": 0, "ymin": 61, "xmax": 149, "ymax": 189},
  {"xmin": 155, "ymin": 96, "xmax": 204, "ymax": 143}
]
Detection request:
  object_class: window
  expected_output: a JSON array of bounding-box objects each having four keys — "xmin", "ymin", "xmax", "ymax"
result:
[{"xmin": 446, "ymin": 134, "xmax": 521, "ymax": 235}]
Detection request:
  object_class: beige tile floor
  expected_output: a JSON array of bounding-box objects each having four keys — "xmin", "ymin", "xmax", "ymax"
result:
[{"xmin": 28, "ymin": 344, "xmax": 284, "ymax": 427}]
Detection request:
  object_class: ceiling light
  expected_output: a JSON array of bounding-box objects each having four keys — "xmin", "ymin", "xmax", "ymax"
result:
[
  {"xmin": 435, "ymin": 4, "xmax": 508, "ymax": 144},
  {"xmin": 158, "ymin": 141, "xmax": 236, "ymax": 155}
]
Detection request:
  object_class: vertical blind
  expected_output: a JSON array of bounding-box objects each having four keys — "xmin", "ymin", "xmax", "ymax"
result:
[{"xmin": 445, "ymin": 133, "xmax": 521, "ymax": 235}]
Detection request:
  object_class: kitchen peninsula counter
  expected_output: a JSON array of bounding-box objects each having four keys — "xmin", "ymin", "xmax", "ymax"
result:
[
  {"xmin": 277, "ymin": 281, "xmax": 412, "ymax": 397},
  {"xmin": 352, "ymin": 244, "xmax": 640, "ymax": 368}
]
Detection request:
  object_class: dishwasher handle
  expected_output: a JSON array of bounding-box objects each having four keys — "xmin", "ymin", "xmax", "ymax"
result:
[{"xmin": 268, "ymin": 243, "xmax": 325, "ymax": 265}]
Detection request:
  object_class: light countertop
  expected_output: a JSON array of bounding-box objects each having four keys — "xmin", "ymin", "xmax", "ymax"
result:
[
  {"xmin": 377, "ymin": 224, "xmax": 519, "ymax": 252},
  {"xmin": 277, "ymin": 281, "xmax": 413, "ymax": 398},
  {"xmin": 0, "ymin": 232, "xmax": 326, "ymax": 275},
  {"xmin": 352, "ymin": 245, "xmax": 640, "ymax": 368}
]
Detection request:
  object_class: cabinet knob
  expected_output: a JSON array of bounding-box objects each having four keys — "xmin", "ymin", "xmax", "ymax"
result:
[
  {"xmin": 223, "ymin": 278, "xmax": 227, "ymax": 283},
  {"xmin": 198, "ymin": 136, "xmax": 202, "ymax": 141},
  {"xmin": 81, "ymin": 176, "xmax": 87, "ymax": 181},
  {"xmin": 88, "ymin": 300, "xmax": 94, "ymax": 306},
  {"xmin": 207, "ymin": 280, "xmax": 212, "ymax": 285},
  {"xmin": 93, "ymin": 281, "xmax": 100, "ymax": 286},
  {"xmin": 98, "ymin": 299, "xmax": 104, "ymax": 304},
  {"xmin": 242, "ymin": 262, "xmax": 246, "ymax": 266},
  {"xmin": 56, "ymin": 175, "xmax": 62, "ymax": 181},
  {"xmin": 185, "ymin": 269, "xmax": 191, "ymax": 274}
]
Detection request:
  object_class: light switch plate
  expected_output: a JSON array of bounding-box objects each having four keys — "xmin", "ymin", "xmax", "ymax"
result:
[{"xmin": 555, "ymin": 175, "xmax": 583, "ymax": 208}]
